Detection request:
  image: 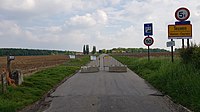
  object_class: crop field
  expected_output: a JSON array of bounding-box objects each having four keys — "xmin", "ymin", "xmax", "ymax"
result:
[
  {"xmin": 112, "ymin": 52, "xmax": 178, "ymax": 57},
  {"xmin": 0, "ymin": 55, "xmax": 71, "ymax": 75},
  {"xmin": 0, "ymin": 55, "xmax": 90, "ymax": 112}
]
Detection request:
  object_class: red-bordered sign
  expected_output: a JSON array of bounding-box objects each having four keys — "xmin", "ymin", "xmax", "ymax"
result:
[
  {"xmin": 175, "ymin": 7, "xmax": 190, "ymax": 21},
  {"xmin": 144, "ymin": 36, "xmax": 154, "ymax": 46}
]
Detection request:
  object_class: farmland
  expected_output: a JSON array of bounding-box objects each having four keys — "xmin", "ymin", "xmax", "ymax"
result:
[
  {"xmin": 0, "ymin": 55, "xmax": 90, "ymax": 112},
  {"xmin": 112, "ymin": 52, "xmax": 178, "ymax": 57},
  {"xmin": 0, "ymin": 55, "xmax": 70, "ymax": 75}
]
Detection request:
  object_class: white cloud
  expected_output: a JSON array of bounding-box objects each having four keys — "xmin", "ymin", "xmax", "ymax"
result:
[
  {"xmin": 110, "ymin": 0, "xmax": 121, "ymax": 5},
  {"xmin": 69, "ymin": 14, "xmax": 97, "ymax": 27},
  {"xmin": 45, "ymin": 26, "xmax": 62, "ymax": 33},
  {"xmin": 67, "ymin": 10, "xmax": 108, "ymax": 28},
  {"xmin": 0, "ymin": 0, "xmax": 35, "ymax": 11},
  {"xmin": 0, "ymin": 20, "xmax": 22, "ymax": 36},
  {"xmin": 0, "ymin": 0, "xmax": 200, "ymax": 51},
  {"xmin": 96, "ymin": 10, "xmax": 108, "ymax": 24},
  {"xmin": 0, "ymin": 20, "xmax": 63, "ymax": 46}
]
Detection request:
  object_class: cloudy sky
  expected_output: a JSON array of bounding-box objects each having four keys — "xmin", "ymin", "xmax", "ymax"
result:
[{"xmin": 0, "ymin": 0, "xmax": 200, "ymax": 51}]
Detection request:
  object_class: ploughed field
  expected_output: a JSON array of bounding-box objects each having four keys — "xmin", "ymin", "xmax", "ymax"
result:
[{"xmin": 0, "ymin": 55, "xmax": 70, "ymax": 75}]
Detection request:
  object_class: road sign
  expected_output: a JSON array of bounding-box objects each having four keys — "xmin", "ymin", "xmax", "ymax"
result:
[
  {"xmin": 167, "ymin": 41, "xmax": 175, "ymax": 47},
  {"xmin": 144, "ymin": 36, "xmax": 154, "ymax": 46},
  {"xmin": 175, "ymin": 7, "xmax": 190, "ymax": 21},
  {"xmin": 168, "ymin": 24, "xmax": 192, "ymax": 39},
  {"xmin": 144, "ymin": 23, "xmax": 153, "ymax": 36},
  {"xmin": 175, "ymin": 21, "xmax": 190, "ymax": 25}
]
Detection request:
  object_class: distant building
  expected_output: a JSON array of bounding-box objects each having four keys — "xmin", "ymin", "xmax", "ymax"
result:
[{"xmin": 75, "ymin": 52, "xmax": 83, "ymax": 55}]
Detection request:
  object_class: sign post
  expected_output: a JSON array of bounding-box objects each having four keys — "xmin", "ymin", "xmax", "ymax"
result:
[
  {"xmin": 174, "ymin": 7, "xmax": 192, "ymax": 48},
  {"xmin": 168, "ymin": 7, "xmax": 192, "ymax": 62},
  {"xmin": 171, "ymin": 39, "xmax": 174, "ymax": 62},
  {"xmin": 182, "ymin": 39, "xmax": 184, "ymax": 48},
  {"xmin": 144, "ymin": 36, "xmax": 154, "ymax": 61},
  {"xmin": 166, "ymin": 40, "xmax": 175, "ymax": 63},
  {"xmin": 144, "ymin": 23, "xmax": 154, "ymax": 61},
  {"xmin": 187, "ymin": 39, "xmax": 190, "ymax": 48}
]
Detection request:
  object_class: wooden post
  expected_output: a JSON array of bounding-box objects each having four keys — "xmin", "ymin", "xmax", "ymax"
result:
[
  {"xmin": 7, "ymin": 56, "xmax": 12, "ymax": 78},
  {"xmin": 1, "ymin": 72, "xmax": 7, "ymax": 93}
]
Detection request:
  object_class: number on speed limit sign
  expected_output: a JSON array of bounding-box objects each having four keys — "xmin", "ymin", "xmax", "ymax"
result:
[
  {"xmin": 144, "ymin": 37, "xmax": 154, "ymax": 46},
  {"xmin": 175, "ymin": 7, "xmax": 190, "ymax": 21}
]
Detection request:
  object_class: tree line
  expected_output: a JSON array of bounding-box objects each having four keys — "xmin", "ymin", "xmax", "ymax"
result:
[
  {"xmin": 98, "ymin": 47, "xmax": 169, "ymax": 54},
  {"xmin": 0, "ymin": 48, "xmax": 67, "ymax": 56},
  {"xmin": 83, "ymin": 45, "xmax": 96, "ymax": 55}
]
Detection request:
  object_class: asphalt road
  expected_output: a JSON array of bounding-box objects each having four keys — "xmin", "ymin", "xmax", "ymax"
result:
[{"xmin": 43, "ymin": 54, "xmax": 176, "ymax": 112}]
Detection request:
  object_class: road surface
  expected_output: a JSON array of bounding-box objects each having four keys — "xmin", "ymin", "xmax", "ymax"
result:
[{"xmin": 43, "ymin": 54, "xmax": 176, "ymax": 112}]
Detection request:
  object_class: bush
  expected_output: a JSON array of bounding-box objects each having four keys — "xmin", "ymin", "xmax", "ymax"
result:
[{"xmin": 179, "ymin": 44, "xmax": 200, "ymax": 68}]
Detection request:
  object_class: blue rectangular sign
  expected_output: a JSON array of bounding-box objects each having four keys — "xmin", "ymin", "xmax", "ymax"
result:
[
  {"xmin": 144, "ymin": 23, "xmax": 153, "ymax": 36},
  {"xmin": 175, "ymin": 21, "xmax": 191, "ymax": 25}
]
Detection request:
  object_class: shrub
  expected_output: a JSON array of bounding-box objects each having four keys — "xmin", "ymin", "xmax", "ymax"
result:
[
  {"xmin": 191, "ymin": 46, "xmax": 200, "ymax": 68},
  {"xmin": 179, "ymin": 44, "xmax": 200, "ymax": 68}
]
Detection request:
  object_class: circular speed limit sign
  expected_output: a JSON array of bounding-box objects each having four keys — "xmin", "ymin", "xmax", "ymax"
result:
[
  {"xmin": 175, "ymin": 7, "xmax": 190, "ymax": 21},
  {"xmin": 144, "ymin": 37, "xmax": 154, "ymax": 46}
]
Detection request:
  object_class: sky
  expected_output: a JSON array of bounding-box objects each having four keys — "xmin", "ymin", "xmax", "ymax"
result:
[{"xmin": 0, "ymin": 0, "xmax": 200, "ymax": 51}]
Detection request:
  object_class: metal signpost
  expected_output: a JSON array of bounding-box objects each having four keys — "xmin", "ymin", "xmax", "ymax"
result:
[
  {"xmin": 143, "ymin": 36, "xmax": 154, "ymax": 61},
  {"xmin": 175, "ymin": 7, "xmax": 192, "ymax": 48},
  {"xmin": 144, "ymin": 23, "xmax": 154, "ymax": 61},
  {"xmin": 166, "ymin": 40, "xmax": 175, "ymax": 62},
  {"xmin": 168, "ymin": 7, "xmax": 192, "ymax": 62}
]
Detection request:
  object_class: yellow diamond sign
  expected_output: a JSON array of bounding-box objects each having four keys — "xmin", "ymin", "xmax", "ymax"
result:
[{"xmin": 168, "ymin": 24, "xmax": 192, "ymax": 39}]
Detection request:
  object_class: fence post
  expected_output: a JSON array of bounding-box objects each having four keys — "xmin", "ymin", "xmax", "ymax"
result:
[{"xmin": 1, "ymin": 72, "xmax": 7, "ymax": 93}]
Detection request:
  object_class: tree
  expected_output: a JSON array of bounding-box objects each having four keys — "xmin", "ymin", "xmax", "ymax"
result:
[
  {"xmin": 102, "ymin": 49, "xmax": 107, "ymax": 53},
  {"xmin": 83, "ymin": 45, "xmax": 86, "ymax": 54},
  {"xmin": 99, "ymin": 50, "xmax": 102, "ymax": 54},
  {"xmin": 92, "ymin": 46, "xmax": 96, "ymax": 54},
  {"xmin": 86, "ymin": 45, "xmax": 89, "ymax": 54}
]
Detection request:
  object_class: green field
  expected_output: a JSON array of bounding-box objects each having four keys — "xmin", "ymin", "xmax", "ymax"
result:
[
  {"xmin": 114, "ymin": 56, "xmax": 200, "ymax": 112},
  {"xmin": 0, "ymin": 56, "xmax": 90, "ymax": 112}
]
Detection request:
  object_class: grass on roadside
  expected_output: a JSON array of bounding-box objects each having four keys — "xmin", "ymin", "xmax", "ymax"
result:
[
  {"xmin": 64, "ymin": 56, "xmax": 90, "ymax": 66},
  {"xmin": 114, "ymin": 56, "xmax": 200, "ymax": 112},
  {"xmin": 0, "ymin": 56, "xmax": 90, "ymax": 112}
]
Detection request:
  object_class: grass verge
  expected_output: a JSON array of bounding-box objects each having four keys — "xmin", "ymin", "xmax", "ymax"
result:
[
  {"xmin": 0, "ymin": 56, "xmax": 90, "ymax": 112},
  {"xmin": 114, "ymin": 56, "xmax": 200, "ymax": 112}
]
